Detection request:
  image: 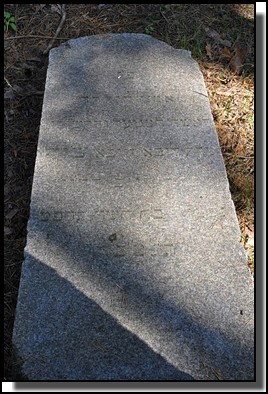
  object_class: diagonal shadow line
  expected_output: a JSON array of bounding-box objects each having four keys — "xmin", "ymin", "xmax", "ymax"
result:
[
  {"xmin": 13, "ymin": 33, "xmax": 254, "ymax": 381},
  {"xmin": 18, "ymin": 205, "xmax": 254, "ymax": 381},
  {"xmin": 13, "ymin": 253, "xmax": 195, "ymax": 381}
]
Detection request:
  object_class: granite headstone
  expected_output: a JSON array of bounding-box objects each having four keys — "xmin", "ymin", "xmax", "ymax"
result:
[{"xmin": 12, "ymin": 34, "xmax": 254, "ymax": 380}]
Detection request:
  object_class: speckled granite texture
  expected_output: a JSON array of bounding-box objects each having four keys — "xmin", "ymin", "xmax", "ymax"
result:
[{"xmin": 13, "ymin": 34, "xmax": 254, "ymax": 381}]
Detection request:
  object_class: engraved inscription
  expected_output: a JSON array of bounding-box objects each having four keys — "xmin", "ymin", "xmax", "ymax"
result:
[
  {"xmin": 144, "ymin": 148, "xmax": 165, "ymax": 156},
  {"xmin": 112, "ymin": 117, "xmax": 210, "ymax": 128},
  {"xmin": 38, "ymin": 207, "xmax": 169, "ymax": 223},
  {"xmin": 39, "ymin": 210, "xmax": 85, "ymax": 221},
  {"xmin": 39, "ymin": 146, "xmax": 212, "ymax": 161},
  {"xmin": 76, "ymin": 92, "xmax": 179, "ymax": 104},
  {"xmin": 110, "ymin": 242, "xmax": 178, "ymax": 260},
  {"xmin": 97, "ymin": 208, "xmax": 167, "ymax": 222},
  {"xmin": 94, "ymin": 148, "xmax": 117, "ymax": 159},
  {"xmin": 97, "ymin": 232, "xmax": 179, "ymax": 260}
]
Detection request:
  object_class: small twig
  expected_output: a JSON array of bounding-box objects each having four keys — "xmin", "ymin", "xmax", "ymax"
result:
[
  {"xmin": 5, "ymin": 35, "xmax": 70, "ymax": 40},
  {"xmin": 193, "ymin": 90, "xmax": 208, "ymax": 98},
  {"xmin": 4, "ymin": 76, "xmax": 12, "ymax": 87},
  {"xmin": 43, "ymin": 4, "xmax": 66, "ymax": 54},
  {"xmin": 160, "ymin": 10, "xmax": 169, "ymax": 24},
  {"xmin": 24, "ymin": 91, "xmax": 44, "ymax": 97},
  {"xmin": 211, "ymin": 367, "xmax": 223, "ymax": 380}
]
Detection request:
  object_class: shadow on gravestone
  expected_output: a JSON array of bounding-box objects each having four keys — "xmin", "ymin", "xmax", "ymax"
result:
[
  {"xmin": 14, "ymin": 203, "xmax": 254, "ymax": 381},
  {"xmin": 13, "ymin": 253, "xmax": 195, "ymax": 381},
  {"xmin": 13, "ymin": 34, "xmax": 254, "ymax": 381}
]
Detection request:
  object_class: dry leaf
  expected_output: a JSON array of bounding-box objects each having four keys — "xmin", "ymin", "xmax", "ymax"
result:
[
  {"xmin": 246, "ymin": 238, "xmax": 254, "ymax": 247},
  {"xmin": 220, "ymin": 39, "xmax": 232, "ymax": 47},
  {"xmin": 221, "ymin": 47, "xmax": 233, "ymax": 61},
  {"xmin": 245, "ymin": 224, "xmax": 254, "ymax": 247},
  {"xmin": 205, "ymin": 43, "xmax": 213, "ymax": 60},
  {"xmin": 245, "ymin": 224, "xmax": 254, "ymax": 239},
  {"xmin": 204, "ymin": 27, "xmax": 232, "ymax": 47},
  {"xmin": 230, "ymin": 47, "xmax": 245, "ymax": 75},
  {"xmin": 205, "ymin": 27, "xmax": 221, "ymax": 41},
  {"xmin": 216, "ymin": 90, "xmax": 233, "ymax": 96}
]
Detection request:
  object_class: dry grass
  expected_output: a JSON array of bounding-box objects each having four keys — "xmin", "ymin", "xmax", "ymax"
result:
[{"xmin": 4, "ymin": 4, "xmax": 254, "ymax": 380}]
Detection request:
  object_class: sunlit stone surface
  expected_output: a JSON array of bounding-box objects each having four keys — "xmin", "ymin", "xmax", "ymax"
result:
[{"xmin": 13, "ymin": 34, "xmax": 254, "ymax": 380}]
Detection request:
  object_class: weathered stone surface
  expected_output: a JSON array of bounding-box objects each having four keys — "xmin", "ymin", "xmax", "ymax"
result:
[{"xmin": 12, "ymin": 34, "xmax": 254, "ymax": 380}]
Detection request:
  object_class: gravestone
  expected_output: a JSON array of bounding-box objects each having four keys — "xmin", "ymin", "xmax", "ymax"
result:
[{"xmin": 12, "ymin": 34, "xmax": 254, "ymax": 380}]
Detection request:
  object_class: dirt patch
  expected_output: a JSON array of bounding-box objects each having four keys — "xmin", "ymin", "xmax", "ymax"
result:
[{"xmin": 4, "ymin": 4, "xmax": 254, "ymax": 380}]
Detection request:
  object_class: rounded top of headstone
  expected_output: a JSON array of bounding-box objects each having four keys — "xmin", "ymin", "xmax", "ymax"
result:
[{"xmin": 50, "ymin": 33, "xmax": 192, "ymax": 58}]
